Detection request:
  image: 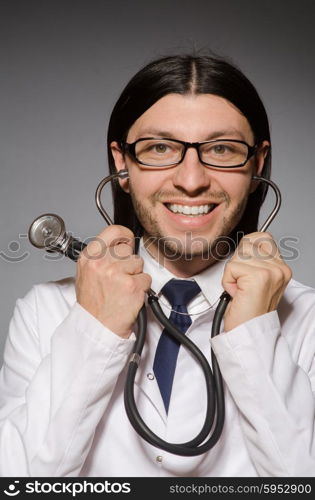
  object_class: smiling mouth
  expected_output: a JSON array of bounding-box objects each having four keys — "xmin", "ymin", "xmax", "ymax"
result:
[{"xmin": 165, "ymin": 203, "xmax": 217, "ymax": 216}]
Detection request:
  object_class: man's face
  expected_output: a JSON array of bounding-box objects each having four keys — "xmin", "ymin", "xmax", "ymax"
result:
[{"xmin": 111, "ymin": 93, "xmax": 268, "ymax": 261}]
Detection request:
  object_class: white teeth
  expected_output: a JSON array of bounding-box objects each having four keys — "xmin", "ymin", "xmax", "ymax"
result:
[
  {"xmin": 167, "ymin": 204, "xmax": 215, "ymax": 215},
  {"xmin": 182, "ymin": 206, "xmax": 191, "ymax": 215}
]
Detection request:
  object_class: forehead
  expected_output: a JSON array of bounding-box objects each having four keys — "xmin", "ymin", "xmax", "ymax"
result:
[{"xmin": 127, "ymin": 93, "xmax": 254, "ymax": 142}]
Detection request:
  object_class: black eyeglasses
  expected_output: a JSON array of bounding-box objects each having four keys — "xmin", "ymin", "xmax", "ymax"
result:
[{"xmin": 121, "ymin": 137, "xmax": 257, "ymax": 169}]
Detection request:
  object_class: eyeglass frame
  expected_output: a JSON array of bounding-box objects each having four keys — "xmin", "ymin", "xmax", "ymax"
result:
[{"xmin": 121, "ymin": 137, "xmax": 258, "ymax": 169}]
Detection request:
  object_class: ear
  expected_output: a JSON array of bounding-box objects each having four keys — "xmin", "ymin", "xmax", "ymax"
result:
[
  {"xmin": 110, "ymin": 141, "xmax": 130, "ymax": 193},
  {"xmin": 250, "ymin": 140, "xmax": 270, "ymax": 193}
]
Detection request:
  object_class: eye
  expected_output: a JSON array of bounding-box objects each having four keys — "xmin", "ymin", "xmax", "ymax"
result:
[
  {"xmin": 153, "ymin": 143, "xmax": 169, "ymax": 153},
  {"xmin": 212, "ymin": 144, "xmax": 230, "ymax": 155},
  {"xmin": 202, "ymin": 142, "xmax": 236, "ymax": 157}
]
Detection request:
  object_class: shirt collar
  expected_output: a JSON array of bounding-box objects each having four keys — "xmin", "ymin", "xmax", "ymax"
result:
[{"xmin": 138, "ymin": 238, "xmax": 227, "ymax": 307}]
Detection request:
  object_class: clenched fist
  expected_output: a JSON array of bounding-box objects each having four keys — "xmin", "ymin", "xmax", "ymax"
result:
[
  {"xmin": 222, "ymin": 232, "xmax": 292, "ymax": 332},
  {"xmin": 75, "ymin": 225, "xmax": 152, "ymax": 338}
]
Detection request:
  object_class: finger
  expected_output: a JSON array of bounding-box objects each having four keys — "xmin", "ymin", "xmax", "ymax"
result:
[
  {"xmin": 107, "ymin": 256, "xmax": 145, "ymax": 276},
  {"xmin": 97, "ymin": 225, "xmax": 135, "ymax": 248},
  {"xmin": 111, "ymin": 271, "xmax": 152, "ymax": 294},
  {"xmin": 81, "ymin": 225, "xmax": 135, "ymax": 260},
  {"xmin": 236, "ymin": 232, "xmax": 282, "ymax": 261},
  {"xmin": 108, "ymin": 243, "xmax": 135, "ymax": 260},
  {"xmin": 222, "ymin": 260, "xmax": 270, "ymax": 298},
  {"xmin": 222, "ymin": 258, "xmax": 290, "ymax": 299},
  {"xmin": 223, "ymin": 261, "xmax": 253, "ymax": 290},
  {"xmin": 132, "ymin": 272, "xmax": 153, "ymax": 292},
  {"xmin": 228, "ymin": 249, "xmax": 290, "ymax": 284}
]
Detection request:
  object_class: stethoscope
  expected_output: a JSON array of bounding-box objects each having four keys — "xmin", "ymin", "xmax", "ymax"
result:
[{"xmin": 28, "ymin": 170, "xmax": 281, "ymax": 456}]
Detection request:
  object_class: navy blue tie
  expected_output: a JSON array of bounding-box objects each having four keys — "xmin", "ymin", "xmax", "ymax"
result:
[{"xmin": 153, "ymin": 279, "xmax": 201, "ymax": 413}]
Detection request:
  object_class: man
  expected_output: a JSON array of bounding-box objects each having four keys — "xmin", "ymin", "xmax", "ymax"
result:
[{"xmin": 0, "ymin": 54, "xmax": 314, "ymax": 477}]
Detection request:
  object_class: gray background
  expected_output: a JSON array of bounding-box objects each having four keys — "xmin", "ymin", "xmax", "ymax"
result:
[{"xmin": 0, "ymin": 0, "xmax": 314, "ymax": 364}]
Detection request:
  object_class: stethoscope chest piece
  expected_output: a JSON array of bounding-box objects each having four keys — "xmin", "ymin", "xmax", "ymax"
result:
[{"xmin": 28, "ymin": 213, "xmax": 66, "ymax": 250}]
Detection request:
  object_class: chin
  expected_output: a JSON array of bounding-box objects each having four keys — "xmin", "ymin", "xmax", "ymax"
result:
[{"xmin": 154, "ymin": 233, "xmax": 218, "ymax": 261}]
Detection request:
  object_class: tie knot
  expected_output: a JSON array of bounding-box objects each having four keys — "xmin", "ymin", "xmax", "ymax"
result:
[{"xmin": 161, "ymin": 279, "xmax": 201, "ymax": 307}]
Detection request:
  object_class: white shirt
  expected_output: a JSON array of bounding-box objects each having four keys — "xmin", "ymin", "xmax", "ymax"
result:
[{"xmin": 0, "ymin": 241, "xmax": 315, "ymax": 477}]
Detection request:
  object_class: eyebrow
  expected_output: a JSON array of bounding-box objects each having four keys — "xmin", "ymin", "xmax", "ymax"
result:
[
  {"xmin": 136, "ymin": 128, "xmax": 248, "ymax": 141},
  {"xmin": 205, "ymin": 129, "xmax": 248, "ymax": 141}
]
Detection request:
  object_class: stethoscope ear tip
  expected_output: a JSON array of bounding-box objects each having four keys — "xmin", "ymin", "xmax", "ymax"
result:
[{"xmin": 118, "ymin": 169, "xmax": 129, "ymax": 179}]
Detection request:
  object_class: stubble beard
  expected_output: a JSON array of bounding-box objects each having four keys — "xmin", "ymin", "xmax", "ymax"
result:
[{"xmin": 129, "ymin": 185, "xmax": 249, "ymax": 262}]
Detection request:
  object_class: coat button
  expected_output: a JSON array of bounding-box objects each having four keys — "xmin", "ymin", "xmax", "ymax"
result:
[
  {"xmin": 147, "ymin": 373, "xmax": 155, "ymax": 380},
  {"xmin": 156, "ymin": 455, "xmax": 163, "ymax": 463}
]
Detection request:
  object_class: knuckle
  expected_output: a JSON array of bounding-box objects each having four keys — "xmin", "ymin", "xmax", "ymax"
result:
[
  {"xmin": 225, "ymin": 260, "xmax": 235, "ymax": 273},
  {"xmin": 256, "ymin": 267, "xmax": 270, "ymax": 282},
  {"xmin": 272, "ymin": 266, "xmax": 285, "ymax": 282},
  {"xmin": 79, "ymin": 244, "xmax": 92, "ymax": 261},
  {"xmin": 101, "ymin": 225, "xmax": 134, "ymax": 245},
  {"xmin": 255, "ymin": 236, "xmax": 273, "ymax": 249},
  {"xmin": 133, "ymin": 254, "xmax": 144, "ymax": 265},
  {"xmin": 124, "ymin": 276, "xmax": 137, "ymax": 294},
  {"xmin": 263, "ymin": 231, "xmax": 273, "ymax": 239},
  {"xmin": 239, "ymin": 234, "xmax": 251, "ymax": 246},
  {"xmin": 241, "ymin": 231, "xmax": 261, "ymax": 242},
  {"xmin": 85, "ymin": 255, "xmax": 103, "ymax": 272},
  {"xmin": 268, "ymin": 265, "xmax": 291, "ymax": 288},
  {"xmin": 76, "ymin": 252, "xmax": 86, "ymax": 267},
  {"xmin": 243, "ymin": 232, "xmax": 274, "ymax": 247},
  {"xmin": 133, "ymin": 257, "xmax": 144, "ymax": 272},
  {"xmin": 114, "ymin": 225, "xmax": 135, "ymax": 239},
  {"xmin": 255, "ymin": 237, "xmax": 277, "ymax": 254},
  {"xmin": 283, "ymin": 264, "xmax": 293, "ymax": 282},
  {"xmin": 144, "ymin": 273, "xmax": 152, "ymax": 287},
  {"xmin": 109, "ymin": 243, "xmax": 133, "ymax": 260},
  {"xmin": 235, "ymin": 236, "xmax": 247, "ymax": 252},
  {"xmin": 104, "ymin": 261, "xmax": 119, "ymax": 280},
  {"xmin": 82, "ymin": 238, "xmax": 107, "ymax": 259}
]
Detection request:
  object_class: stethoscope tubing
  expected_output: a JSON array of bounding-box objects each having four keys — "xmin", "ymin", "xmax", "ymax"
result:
[{"xmin": 28, "ymin": 171, "xmax": 281, "ymax": 456}]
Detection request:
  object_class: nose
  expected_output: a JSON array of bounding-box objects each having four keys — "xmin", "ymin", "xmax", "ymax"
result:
[{"xmin": 172, "ymin": 147, "xmax": 211, "ymax": 195}]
